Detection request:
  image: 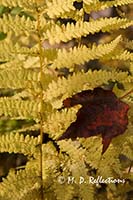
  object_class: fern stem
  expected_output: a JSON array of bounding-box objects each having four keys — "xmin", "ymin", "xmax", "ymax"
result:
[
  {"xmin": 37, "ymin": 11, "xmax": 44, "ymax": 200},
  {"xmin": 119, "ymin": 88, "xmax": 133, "ymax": 99},
  {"xmin": 127, "ymin": 162, "xmax": 132, "ymax": 174}
]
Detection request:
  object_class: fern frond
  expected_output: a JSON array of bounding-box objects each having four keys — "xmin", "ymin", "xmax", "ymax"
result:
[
  {"xmin": 58, "ymin": 8, "xmax": 84, "ymax": 22},
  {"xmin": 84, "ymin": 0, "xmax": 133, "ymax": 14},
  {"xmin": 44, "ymin": 70, "xmax": 132, "ymax": 102},
  {"xmin": 0, "ymin": 60, "xmax": 23, "ymax": 70},
  {"xmin": 0, "ymin": 0, "xmax": 39, "ymax": 11},
  {"xmin": 0, "ymin": 41, "xmax": 19, "ymax": 62},
  {"xmin": 12, "ymin": 123, "xmax": 40, "ymax": 134},
  {"xmin": 0, "ymin": 0, "xmax": 132, "ymax": 199},
  {"xmin": 83, "ymin": 0, "xmax": 94, "ymax": 6},
  {"xmin": 44, "ymin": 152, "xmax": 74, "ymax": 200},
  {"xmin": 41, "ymin": 142, "xmax": 74, "ymax": 200},
  {"xmin": 58, "ymin": 140, "xmax": 94, "ymax": 200},
  {"xmin": 0, "ymin": 168, "xmax": 41, "ymax": 200},
  {"xmin": 0, "ymin": 68, "xmax": 40, "ymax": 89},
  {"xmin": 41, "ymin": 143, "xmax": 62, "ymax": 185},
  {"xmin": 51, "ymin": 36, "xmax": 122, "ymax": 69},
  {"xmin": 53, "ymin": 182, "xmax": 74, "ymax": 200},
  {"xmin": 45, "ymin": 0, "xmax": 75, "ymax": 18},
  {"xmin": 0, "ymin": 41, "xmax": 39, "ymax": 62},
  {"xmin": 124, "ymin": 39, "xmax": 133, "ymax": 50},
  {"xmin": 0, "ymin": 132, "xmax": 40, "ymax": 157},
  {"xmin": 98, "ymin": 146, "xmax": 122, "ymax": 178},
  {"xmin": 0, "ymin": 14, "xmax": 35, "ymax": 36},
  {"xmin": 43, "ymin": 106, "xmax": 80, "ymax": 138},
  {"xmin": 121, "ymin": 123, "xmax": 133, "ymax": 160},
  {"xmin": 124, "ymin": 94, "xmax": 133, "ymax": 103},
  {"xmin": 45, "ymin": 17, "xmax": 133, "ymax": 44},
  {"xmin": 0, "ymin": 97, "xmax": 41, "ymax": 119},
  {"xmin": 81, "ymin": 137, "xmax": 102, "ymax": 169},
  {"xmin": 82, "ymin": 136, "xmax": 122, "ymax": 177},
  {"xmin": 112, "ymin": 50, "xmax": 133, "ymax": 61},
  {"xmin": 122, "ymin": 137, "xmax": 133, "ymax": 161}
]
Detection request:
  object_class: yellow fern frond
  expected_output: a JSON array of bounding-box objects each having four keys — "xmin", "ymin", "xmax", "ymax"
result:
[
  {"xmin": 58, "ymin": 8, "xmax": 84, "ymax": 21},
  {"xmin": 0, "ymin": 0, "xmax": 40, "ymax": 11},
  {"xmin": 0, "ymin": 40, "xmax": 17, "ymax": 61},
  {"xmin": 0, "ymin": 68, "xmax": 40, "ymax": 89},
  {"xmin": 113, "ymin": 122, "xmax": 133, "ymax": 160},
  {"xmin": 45, "ymin": 0, "xmax": 75, "ymax": 18},
  {"xmin": 84, "ymin": 0, "xmax": 133, "ymax": 13},
  {"xmin": 51, "ymin": 36, "xmax": 122, "ymax": 69},
  {"xmin": 58, "ymin": 140, "xmax": 94, "ymax": 200},
  {"xmin": 122, "ymin": 136, "xmax": 133, "ymax": 161},
  {"xmin": 124, "ymin": 39, "xmax": 133, "ymax": 50},
  {"xmin": 45, "ymin": 17, "xmax": 133, "ymax": 44},
  {"xmin": 53, "ymin": 182, "xmax": 74, "ymax": 200},
  {"xmin": 0, "ymin": 14, "xmax": 35, "ymax": 36},
  {"xmin": 112, "ymin": 50, "xmax": 133, "ymax": 61},
  {"xmin": 44, "ymin": 70, "xmax": 132, "ymax": 102},
  {"xmin": 0, "ymin": 97, "xmax": 41, "ymax": 119},
  {"xmin": 81, "ymin": 137, "xmax": 102, "ymax": 169},
  {"xmin": 0, "ymin": 41, "xmax": 39, "ymax": 62},
  {"xmin": 43, "ymin": 106, "xmax": 80, "ymax": 138},
  {"xmin": 12, "ymin": 124, "xmax": 40, "ymax": 134},
  {"xmin": 82, "ymin": 136, "xmax": 122, "ymax": 178},
  {"xmin": 0, "ymin": 132, "xmax": 40, "ymax": 156},
  {"xmin": 83, "ymin": 0, "xmax": 94, "ymax": 6},
  {"xmin": 0, "ymin": 168, "xmax": 41, "ymax": 200},
  {"xmin": 0, "ymin": 60, "xmax": 23, "ymax": 69}
]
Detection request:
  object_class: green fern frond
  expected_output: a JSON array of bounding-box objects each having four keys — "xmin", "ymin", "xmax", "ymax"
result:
[
  {"xmin": 0, "ymin": 14, "xmax": 35, "ymax": 36},
  {"xmin": 0, "ymin": 97, "xmax": 41, "ymax": 119},
  {"xmin": 45, "ymin": 17, "xmax": 133, "ymax": 44},
  {"xmin": 44, "ymin": 70, "xmax": 132, "ymax": 102},
  {"xmin": 51, "ymin": 36, "xmax": 122, "ymax": 69},
  {"xmin": 0, "ymin": 132, "xmax": 40, "ymax": 157},
  {"xmin": 84, "ymin": 0, "xmax": 133, "ymax": 13}
]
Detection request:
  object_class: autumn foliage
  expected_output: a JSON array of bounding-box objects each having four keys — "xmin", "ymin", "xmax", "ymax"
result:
[{"xmin": 58, "ymin": 88, "xmax": 129, "ymax": 154}]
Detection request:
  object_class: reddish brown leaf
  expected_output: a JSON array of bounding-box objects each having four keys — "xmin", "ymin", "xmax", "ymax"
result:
[{"xmin": 58, "ymin": 87, "xmax": 129, "ymax": 154}]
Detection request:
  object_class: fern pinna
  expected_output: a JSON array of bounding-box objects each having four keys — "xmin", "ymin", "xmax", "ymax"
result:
[{"xmin": 0, "ymin": 0, "xmax": 132, "ymax": 200}]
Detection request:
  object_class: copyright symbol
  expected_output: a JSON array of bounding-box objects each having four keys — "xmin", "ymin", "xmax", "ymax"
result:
[{"xmin": 57, "ymin": 176, "xmax": 66, "ymax": 184}]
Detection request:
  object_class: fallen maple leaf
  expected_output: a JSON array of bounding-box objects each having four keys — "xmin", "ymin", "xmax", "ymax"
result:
[{"xmin": 58, "ymin": 87, "xmax": 129, "ymax": 154}]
